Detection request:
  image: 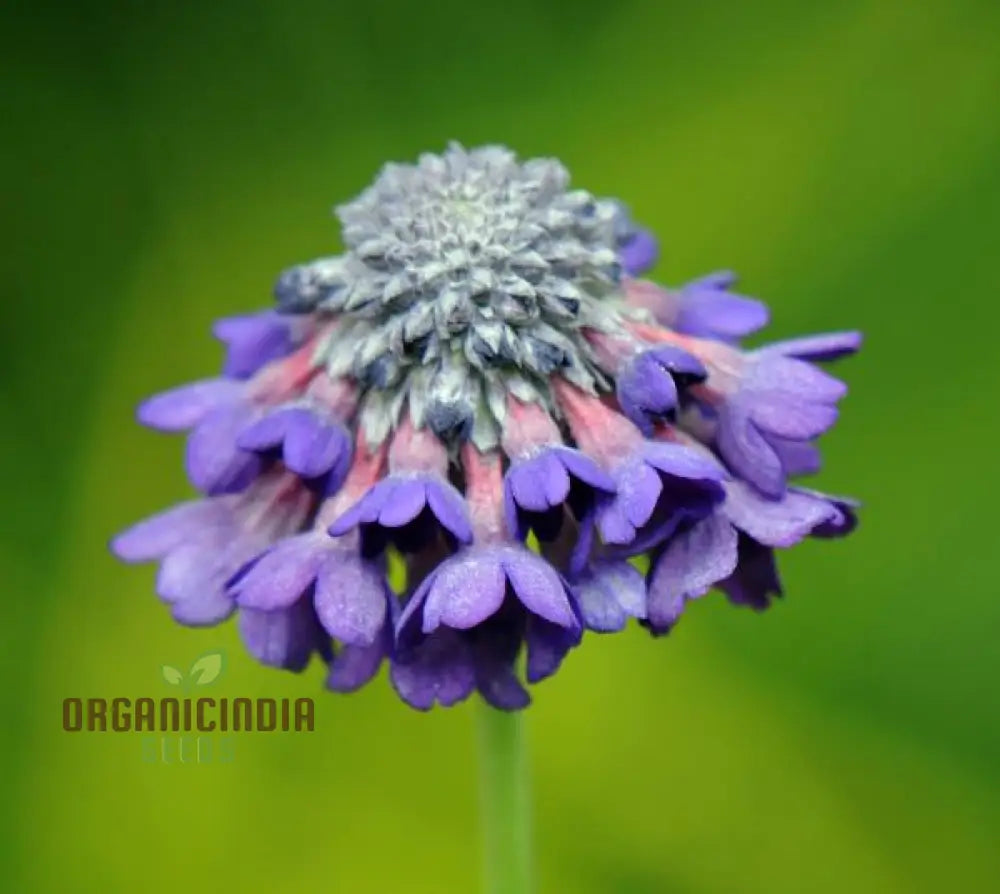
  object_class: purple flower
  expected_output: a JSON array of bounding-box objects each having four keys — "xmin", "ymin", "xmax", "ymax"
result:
[
  {"xmin": 329, "ymin": 474, "xmax": 473, "ymax": 557},
  {"xmin": 137, "ymin": 378, "xmax": 263, "ymax": 495},
  {"xmin": 623, "ymin": 272, "xmax": 769, "ymax": 344},
  {"xmin": 231, "ymin": 532, "xmax": 390, "ymax": 645},
  {"xmin": 673, "ymin": 272, "xmax": 769, "ymax": 342},
  {"xmin": 616, "ymin": 345, "xmax": 707, "ymax": 435},
  {"xmin": 136, "ymin": 378, "xmax": 243, "ymax": 433},
  {"xmin": 711, "ymin": 348, "xmax": 849, "ymax": 497},
  {"xmin": 238, "ymin": 405, "xmax": 352, "ymax": 484},
  {"xmin": 596, "ymin": 441, "xmax": 726, "ymax": 554},
  {"xmin": 391, "ymin": 545, "xmax": 581, "ymax": 710},
  {"xmin": 110, "ymin": 472, "xmax": 314, "ymax": 626},
  {"xmin": 212, "ymin": 310, "xmax": 297, "ymax": 379},
  {"xmin": 503, "ymin": 446, "xmax": 614, "ymax": 547},
  {"xmin": 645, "ymin": 479, "xmax": 857, "ymax": 631},
  {"xmin": 229, "ymin": 530, "xmax": 390, "ymax": 670},
  {"xmin": 113, "ymin": 145, "xmax": 861, "ymax": 711},
  {"xmin": 238, "ymin": 598, "xmax": 331, "ymax": 672}
]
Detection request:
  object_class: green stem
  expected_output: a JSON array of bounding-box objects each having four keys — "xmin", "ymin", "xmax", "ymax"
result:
[{"xmin": 476, "ymin": 701, "xmax": 533, "ymax": 894}]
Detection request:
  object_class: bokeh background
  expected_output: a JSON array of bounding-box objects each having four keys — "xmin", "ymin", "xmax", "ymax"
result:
[{"xmin": 3, "ymin": 0, "xmax": 999, "ymax": 890}]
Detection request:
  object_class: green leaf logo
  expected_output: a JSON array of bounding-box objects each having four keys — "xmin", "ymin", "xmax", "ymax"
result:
[
  {"xmin": 161, "ymin": 665, "xmax": 184, "ymax": 686},
  {"xmin": 189, "ymin": 651, "xmax": 225, "ymax": 686}
]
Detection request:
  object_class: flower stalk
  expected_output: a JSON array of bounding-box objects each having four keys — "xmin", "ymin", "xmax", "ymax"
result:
[{"xmin": 476, "ymin": 701, "xmax": 533, "ymax": 894}]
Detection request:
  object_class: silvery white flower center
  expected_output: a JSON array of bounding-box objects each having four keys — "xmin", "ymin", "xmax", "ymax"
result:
[{"xmin": 274, "ymin": 144, "xmax": 639, "ymax": 450}]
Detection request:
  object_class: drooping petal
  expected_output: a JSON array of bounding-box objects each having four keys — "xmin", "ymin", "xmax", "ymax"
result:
[
  {"xmin": 674, "ymin": 272, "xmax": 769, "ymax": 341},
  {"xmin": 238, "ymin": 597, "xmax": 327, "ymax": 671},
  {"xmin": 137, "ymin": 379, "xmax": 242, "ymax": 432},
  {"xmin": 326, "ymin": 637, "xmax": 388, "ymax": 692},
  {"xmin": 573, "ymin": 561, "xmax": 647, "ymax": 632},
  {"xmin": 525, "ymin": 616, "xmax": 581, "ymax": 683},
  {"xmin": 723, "ymin": 480, "xmax": 839, "ymax": 548},
  {"xmin": 313, "ymin": 551, "xmax": 389, "ymax": 645},
  {"xmin": 230, "ymin": 533, "xmax": 328, "ymax": 611},
  {"xmin": 502, "ymin": 549, "xmax": 578, "ymax": 628},
  {"xmin": 760, "ymin": 331, "xmax": 862, "ymax": 363},
  {"xmin": 185, "ymin": 403, "xmax": 263, "ymax": 495},
  {"xmin": 618, "ymin": 229, "xmax": 658, "ymax": 275},
  {"xmin": 420, "ymin": 551, "xmax": 508, "ymax": 632},
  {"xmin": 721, "ymin": 537, "xmax": 782, "ymax": 610},
  {"xmin": 213, "ymin": 311, "xmax": 295, "ymax": 379},
  {"xmin": 110, "ymin": 500, "xmax": 228, "ymax": 563},
  {"xmin": 390, "ymin": 629, "xmax": 477, "ymax": 710},
  {"xmin": 647, "ymin": 514, "xmax": 738, "ymax": 629}
]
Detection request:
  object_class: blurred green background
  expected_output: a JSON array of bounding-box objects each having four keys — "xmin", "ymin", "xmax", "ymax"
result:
[{"xmin": 3, "ymin": 0, "xmax": 999, "ymax": 890}]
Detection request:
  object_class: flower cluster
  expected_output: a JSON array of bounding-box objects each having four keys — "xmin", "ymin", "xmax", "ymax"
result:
[{"xmin": 112, "ymin": 144, "xmax": 860, "ymax": 710}]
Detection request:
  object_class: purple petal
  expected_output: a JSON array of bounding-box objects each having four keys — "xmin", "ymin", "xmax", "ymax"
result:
[
  {"xmin": 642, "ymin": 441, "xmax": 726, "ymax": 483},
  {"xmin": 170, "ymin": 589, "xmax": 237, "ymax": 626},
  {"xmin": 425, "ymin": 480, "xmax": 474, "ymax": 544},
  {"xmin": 574, "ymin": 561, "xmax": 646, "ymax": 632},
  {"xmin": 525, "ymin": 617, "xmax": 580, "ymax": 683},
  {"xmin": 761, "ymin": 331, "xmax": 862, "ymax": 363},
  {"xmin": 795, "ymin": 488, "xmax": 861, "ymax": 539},
  {"xmin": 647, "ymin": 514, "xmax": 738, "ymax": 629},
  {"xmin": 185, "ymin": 403, "xmax": 263, "ymax": 495},
  {"xmin": 557, "ymin": 448, "xmax": 616, "ymax": 493},
  {"xmin": 238, "ymin": 599, "xmax": 325, "ymax": 671},
  {"xmin": 749, "ymin": 397, "xmax": 839, "ymax": 440},
  {"xmin": 237, "ymin": 410, "xmax": 293, "ymax": 452},
  {"xmin": 110, "ymin": 500, "xmax": 226, "ymax": 563},
  {"xmin": 283, "ymin": 411, "xmax": 350, "ymax": 479},
  {"xmin": 506, "ymin": 453, "xmax": 569, "ymax": 512},
  {"xmin": 675, "ymin": 273, "xmax": 769, "ymax": 340},
  {"xmin": 722, "ymin": 538, "xmax": 782, "ymax": 610},
  {"xmin": 617, "ymin": 354, "xmax": 678, "ymax": 435},
  {"xmin": 476, "ymin": 666, "xmax": 531, "ymax": 710},
  {"xmin": 328, "ymin": 486, "xmax": 384, "ymax": 537},
  {"xmin": 716, "ymin": 405, "xmax": 785, "ymax": 498},
  {"xmin": 231, "ymin": 534, "xmax": 327, "ymax": 610},
  {"xmin": 390, "ymin": 630, "xmax": 476, "ymax": 710},
  {"xmin": 502, "ymin": 550, "xmax": 577, "ymax": 628},
  {"xmin": 373, "ymin": 478, "xmax": 427, "ymax": 528},
  {"xmin": 326, "ymin": 637, "xmax": 387, "ymax": 692},
  {"xmin": 749, "ymin": 355, "xmax": 847, "ymax": 405},
  {"xmin": 421, "ymin": 551, "xmax": 507, "ymax": 632},
  {"xmin": 723, "ymin": 480, "xmax": 838, "ymax": 547},
  {"xmin": 313, "ymin": 552, "xmax": 389, "ymax": 645},
  {"xmin": 213, "ymin": 311, "xmax": 294, "ymax": 379},
  {"xmin": 137, "ymin": 379, "xmax": 241, "ymax": 432},
  {"xmin": 770, "ymin": 436, "xmax": 822, "ymax": 477},
  {"xmin": 155, "ymin": 542, "xmax": 229, "ymax": 604},
  {"xmin": 619, "ymin": 229, "xmax": 659, "ymax": 275},
  {"xmin": 598, "ymin": 458, "xmax": 663, "ymax": 544}
]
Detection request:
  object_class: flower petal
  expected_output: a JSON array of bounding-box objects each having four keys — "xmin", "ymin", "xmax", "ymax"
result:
[
  {"xmin": 502, "ymin": 550, "xmax": 577, "ymax": 628},
  {"xmin": 574, "ymin": 561, "xmax": 646, "ymax": 632},
  {"xmin": 313, "ymin": 552, "xmax": 389, "ymax": 645},
  {"xmin": 185, "ymin": 404, "xmax": 262, "ymax": 495},
  {"xmin": 238, "ymin": 599, "xmax": 325, "ymax": 671},
  {"xmin": 647, "ymin": 514, "xmax": 738, "ymax": 629},
  {"xmin": 723, "ymin": 480, "xmax": 838, "ymax": 547},
  {"xmin": 137, "ymin": 379, "xmax": 241, "ymax": 432},
  {"xmin": 231, "ymin": 534, "xmax": 327, "ymax": 610},
  {"xmin": 421, "ymin": 552, "xmax": 507, "ymax": 632},
  {"xmin": 110, "ymin": 500, "xmax": 226, "ymax": 563},
  {"xmin": 390, "ymin": 630, "xmax": 476, "ymax": 710}
]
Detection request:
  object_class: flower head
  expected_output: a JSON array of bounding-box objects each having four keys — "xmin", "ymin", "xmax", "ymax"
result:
[{"xmin": 113, "ymin": 143, "xmax": 861, "ymax": 710}]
